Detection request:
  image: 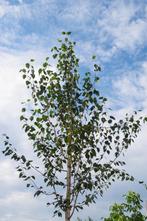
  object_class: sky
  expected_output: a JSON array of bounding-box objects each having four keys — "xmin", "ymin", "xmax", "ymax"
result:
[{"xmin": 0, "ymin": 0, "xmax": 147, "ymax": 220}]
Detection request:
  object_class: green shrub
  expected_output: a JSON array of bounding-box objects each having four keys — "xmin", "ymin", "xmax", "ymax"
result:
[{"xmin": 104, "ymin": 191, "xmax": 147, "ymax": 221}]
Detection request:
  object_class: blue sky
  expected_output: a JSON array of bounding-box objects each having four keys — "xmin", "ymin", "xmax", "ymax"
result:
[{"xmin": 0, "ymin": 0, "xmax": 147, "ymax": 220}]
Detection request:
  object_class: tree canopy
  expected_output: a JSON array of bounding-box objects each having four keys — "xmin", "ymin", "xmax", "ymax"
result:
[{"xmin": 2, "ymin": 32, "xmax": 146, "ymax": 221}]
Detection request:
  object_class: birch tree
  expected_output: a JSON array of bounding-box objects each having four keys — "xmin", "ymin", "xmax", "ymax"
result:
[{"xmin": 2, "ymin": 32, "xmax": 145, "ymax": 221}]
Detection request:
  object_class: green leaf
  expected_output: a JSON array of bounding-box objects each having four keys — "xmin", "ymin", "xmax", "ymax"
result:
[
  {"xmin": 22, "ymin": 108, "xmax": 26, "ymax": 112},
  {"xmin": 22, "ymin": 74, "xmax": 26, "ymax": 79},
  {"xmin": 94, "ymin": 64, "xmax": 101, "ymax": 71},
  {"xmin": 92, "ymin": 55, "xmax": 96, "ymax": 60},
  {"xmin": 21, "ymin": 155, "xmax": 26, "ymax": 163},
  {"xmin": 34, "ymin": 190, "xmax": 42, "ymax": 197},
  {"xmin": 43, "ymin": 62, "xmax": 48, "ymax": 68},
  {"xmin": 20, "ymin": 68, "xmax": 26, "ymax": 73},
  {"xmin": 101, "ymin": 117, "xmax": 106, "ymax": 123},
  {"xmin": 53, "ymin": 54, "xmax": 58, "ymax": 59},
  {"xmin": 25, "ymin": 63, "xmax": 30, "ymax": 68},
  {"xmin": 26, "ymin": 81, "xmax": 30, "ymax": 86},
  {"xmin": 38, "ymin": 68, "xmax": 42, "ymax": 74},
  {"xmin": 20, "ymin": 115, "xmax": 24, "ymax": 121}
]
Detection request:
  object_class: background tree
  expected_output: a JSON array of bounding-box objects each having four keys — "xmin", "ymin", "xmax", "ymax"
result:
[
  {"xmin": 104, "ymin": 191, "xmax": 147, "ymax": 221},
  {"xmin": 2, "ymin": 32, "xmax": 146, "ymax": 221}
]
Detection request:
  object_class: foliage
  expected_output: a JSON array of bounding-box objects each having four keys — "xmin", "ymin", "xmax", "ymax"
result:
[
  {"xmin": 2, "ymin": 32, "xmax": 146, "ymax": 220},
  {"xmin": 104, "ymin": 191, "xmax": 147, "ymax": 221}
]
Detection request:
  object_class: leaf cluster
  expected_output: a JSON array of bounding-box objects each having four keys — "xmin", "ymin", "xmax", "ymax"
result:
[{"xmin": 104, "ymin": 191, "xmax": 147, "ymax": 221}]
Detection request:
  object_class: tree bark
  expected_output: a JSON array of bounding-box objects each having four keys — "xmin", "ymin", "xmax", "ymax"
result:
[{"xmin": 65, "ymin": 154, "xmax": 72, "ymax": 221}]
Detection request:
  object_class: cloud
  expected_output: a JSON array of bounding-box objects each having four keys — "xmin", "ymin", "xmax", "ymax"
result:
[
  {"xmin": 0, "ymin": 3, "xmax": 7, "ymax": 17},
  {"xmin": 93, "ymin": 1, "xmax": 147, "ymax": 60},
  {"xmin": 0, "ymin": 160, "xmax": 19, "ymax": 186},
  {"xmin": 0, "ymin": 190, "xmax": 52, "ymax": 221},
  {"xmin": 0, "ymin": 47, "xmax": 48, "ymax": 118},
  {"xmin": 59, "ymin": 0, "xmax": 147, "ymax": 61},
  {"xmin": 112, "ymin": 60, "xmax": 147, "ymax": 110},
  {"xmin": 61, "ymin": 0, "xmax": 92, "ymax": 22},
  {"xmin": 0, "ymin": 0, "xmax": 146, "ymax": 61}
]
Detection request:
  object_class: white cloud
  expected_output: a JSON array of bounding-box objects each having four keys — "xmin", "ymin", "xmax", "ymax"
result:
[
  {"xmin": 0, "ymin": 48, "xmax": 48, "ymax": 122},
  {"xmin": 0, "ymin": 160, "xmax": 18, "ymax": 185},
  {"xmin": 112, "ymin": 60, "xmax": 147, "ymax": 110},
  {"xmin": 0, "ymin": 0, "xmax": 32, "ymax": 18},
  {"xmin": 113, "ymin": 75, "xmax": 138, "ymax": 100},
  {"xmin": 139, "ymin": 61, "xmax": 147, "ymax": 100},
  {"xmin": 0, "ymin": 191, "xmax": 52, "ymax": 221},
  {"xmin": 61, "ymin": 0, "xmax": 91, "ymax": 22},
  {"xmin": 0, "ymin": 4, "xmax": 6, "ymax": 17},
  {"xmin": 59, "ymin": 0, "xmax": 147, "ymax": 61},
  {"xmin": 0, "ymin": 51, "xmax": 27, "ymax": 135},
  {"xmin": 0, "ymin": 0, "xmax": 146, "ymax": 61},
  {"xmin": 125, "ymin": 124, "xmax": 147, "ymax": 177},
  {"xmin": 94, "ymin": 1, "xmax": 147, "ymax": 59}
]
